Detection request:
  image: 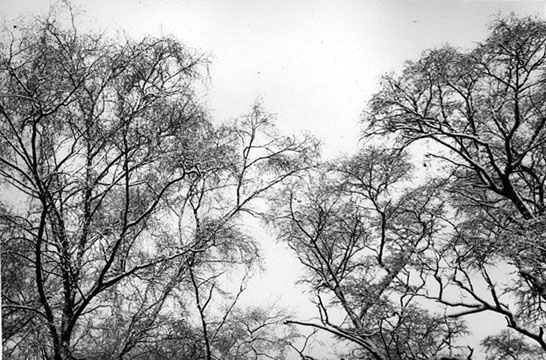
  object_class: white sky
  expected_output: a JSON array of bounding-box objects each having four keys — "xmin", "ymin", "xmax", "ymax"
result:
[
  {"xmin": 3, "ymin": 0, "xmax": 545, "ymax": 157},
  {"xmin": 2, "ymin": 1, "xmax": 546, "ymax": 359}
]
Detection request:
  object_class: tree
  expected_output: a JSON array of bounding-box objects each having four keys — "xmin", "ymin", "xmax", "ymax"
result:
[
  {"xmin": 364, "ymin": 15, "xmax": 546, "ymax": 355},
  {"xmin": 270, "ymin": 148, "xmax": 468, "ymax": 360},
  {"xmin": 175, "ymin": 103, "xmax": 317, "ymax": 360},
  {"xmin": 0, "ymin": 11, "xmax": 318, "ymax": 360},
  {"xmin": 481, "ymin": 330, "xmax": 546, "ymax": 360},
  {"xmin": 0, "ymin": 12, "xmax": 206, "ymax": 359}
]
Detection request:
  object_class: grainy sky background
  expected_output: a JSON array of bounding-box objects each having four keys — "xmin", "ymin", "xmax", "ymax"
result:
[
  {"xmin": 2, "ymin": 1, "xmax": 546, "ymax": 358},
  {"xmin": 4, "ymin": 0, "xmax": 544, "ymax": 157}
]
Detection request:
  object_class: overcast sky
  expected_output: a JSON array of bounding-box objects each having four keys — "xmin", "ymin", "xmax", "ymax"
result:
[
  {"xmin": 2, "ymin": 1, "xmax": 546, "ymax": 358},
  {"xmin": 3, "ymin": 0, "xmax": 545, "ymax": 157}
]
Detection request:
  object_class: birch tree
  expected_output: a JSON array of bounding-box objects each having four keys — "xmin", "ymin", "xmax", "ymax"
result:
[
  {"xmin": 271, "ymin": 148, "xmax": 468, "ymax": 360},
  {"xmin": 364, "ymin": 15, "xmax": 546, "ymax": 356},
  {"xmin": 0, "ymin": 12, "xmax": 317, "ymax": 360}
]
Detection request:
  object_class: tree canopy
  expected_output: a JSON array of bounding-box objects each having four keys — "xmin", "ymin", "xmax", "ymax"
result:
[
  {"xmin": 359, "ymin": 14, "xmax": 546, "ymax": 359},
  {"xmin": 0, "ymin": 11, "xmax": 317, "ymax": 360},
  {"xmin": 3, "ymin": 8, "xmax": 546, "ymax": 360},
  {"xmin": 271, "ymin": 14, "xmax": 546, "ymax": 360}
]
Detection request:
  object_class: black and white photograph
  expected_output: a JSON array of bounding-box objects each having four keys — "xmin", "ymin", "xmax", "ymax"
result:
[{"xmin": 2, "ymin": 1, "xmax": 546, "ymax": 359}]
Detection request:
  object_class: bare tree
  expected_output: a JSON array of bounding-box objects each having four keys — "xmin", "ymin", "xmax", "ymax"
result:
[
  {"xmin": 177, "ymin": 103, "xmax": 317, "ymax": 360},
  {"xmin": 481, "ymin": 330, "xmax": 546, "ymax": 360},
  {"xmin": 270, "ymin": 148, "xmax": 468, "ymax": 360},
  {"xmin": 0, "ymin": 11, "xmax": 207, "ymax": 359},
  {"xmin": 0, "ymin": 11, "xmax": 317, "ymax": 360},
  {"xmin": 364, "ymin": 15, "xmax": 546, "ymax": 356}
]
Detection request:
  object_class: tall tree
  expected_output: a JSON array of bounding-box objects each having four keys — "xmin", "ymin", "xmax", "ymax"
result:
[
  {"xmin": 173, "ymin": 103, "xmax": 317, "ymax": 360},
  {"xmin": 364, "ymin": 15, "xmax": 546, "ymax": 355},
  {"xmin": 0, "ymin": 12, "xmax": 317, "ymax": 360},
  {"xmin": 0, "ymin": 12, "xmax": 207, "ymax": 359},
  {"xmin": 271, "ymin": 148, "xmax": 468, "ymax": 360}
]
